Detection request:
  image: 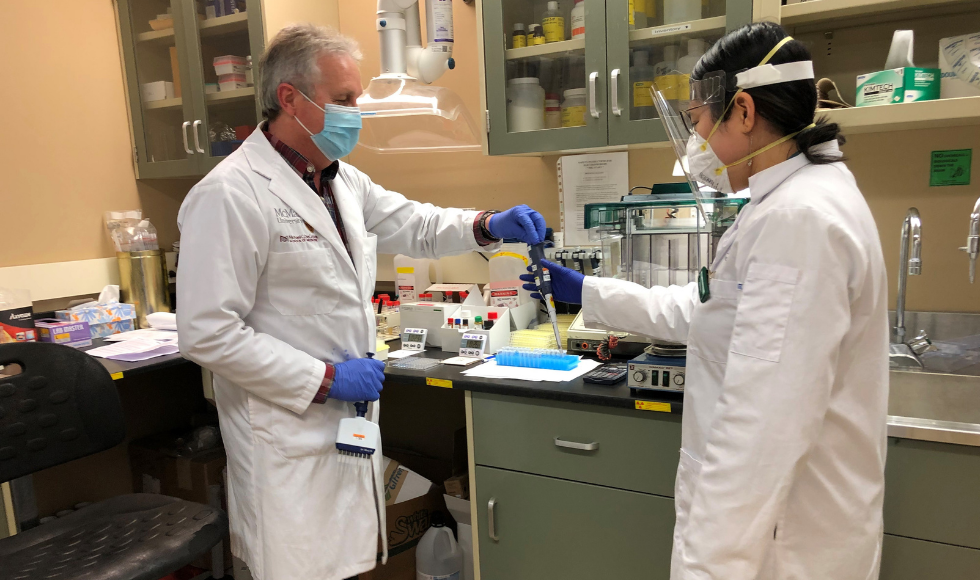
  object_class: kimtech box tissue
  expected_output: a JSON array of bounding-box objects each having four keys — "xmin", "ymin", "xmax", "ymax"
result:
[{"xmin": 856, "ymin": 67, "xmax": 940, "ymax": 107}]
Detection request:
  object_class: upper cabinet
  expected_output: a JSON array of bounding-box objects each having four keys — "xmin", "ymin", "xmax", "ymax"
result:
[
  {"xmin": 479, "ymin": 0, "xmax": 754, "ymax": 156},
  {"xmin": 117, "ymin": 0, "xmax": 264, "ymax": 178}
]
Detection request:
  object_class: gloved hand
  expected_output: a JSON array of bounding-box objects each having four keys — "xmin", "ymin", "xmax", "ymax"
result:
[
  {"xmin": 519, "ymin": 259, "xmax": 584, "ymax": 305},
  {"xmin": 328, "ymin": 358, "xmax": 386, "ymax": 402},
  {"xmin": 486, "ymin": 205, "xmax": 547, "ymax": 245}
]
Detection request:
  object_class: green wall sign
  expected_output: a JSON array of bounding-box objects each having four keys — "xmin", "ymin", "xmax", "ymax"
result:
[{"xmin": 930, "ymin": 149, "xmax": 972, "ymax": 187}]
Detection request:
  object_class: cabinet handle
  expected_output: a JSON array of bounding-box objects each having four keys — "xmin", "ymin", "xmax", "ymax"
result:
[
  {"xmin": 555, "ymin": 437, "xmax": 599, "ymax": 451},
  {"xmin": 589, "ymin": 71, "xmax": 600, "ymax": 119},
  {"xmin": 181, "ymin": 121, "xmax": 193, "ymax": 154},
  {"xmin": 611, "ymin": 69, "xmax": 622, "ymax": 117},
  {"xmin": 488, "ymin": 497, "xmax": 499, "ymax": 541},
  {"xmin": 192, "ymin": 119, "xmax": 206, "ymax": 154}
]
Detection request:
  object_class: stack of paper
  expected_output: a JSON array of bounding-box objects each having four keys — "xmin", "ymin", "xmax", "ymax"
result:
[{"xmin": 86, "ymin": 337, "xmax": 179, "ymax": 362}]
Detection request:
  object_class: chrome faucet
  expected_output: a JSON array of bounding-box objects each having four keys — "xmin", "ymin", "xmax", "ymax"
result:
[
  {"xmin": 960, "ymin": 196, "xmax": 980, "ymax": 283},
  {"xmin": 895, "ymin": 208, "xmax": 922, "ymax": 345}
]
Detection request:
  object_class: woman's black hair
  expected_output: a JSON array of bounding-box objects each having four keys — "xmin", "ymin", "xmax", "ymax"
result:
[{"xmin": 692, "ymin": 21, "xmax": 844, "ymax": 165}]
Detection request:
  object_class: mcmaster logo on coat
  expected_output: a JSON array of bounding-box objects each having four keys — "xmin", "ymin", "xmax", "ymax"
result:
[{"xmin": 274, "ymin": 208, "xmax": 303, "ymax": 225}]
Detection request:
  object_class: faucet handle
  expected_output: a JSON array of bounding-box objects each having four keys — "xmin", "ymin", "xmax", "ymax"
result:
[{"xmin": 907, "ymin": 331, "xmax": 935, "ymax": 356}]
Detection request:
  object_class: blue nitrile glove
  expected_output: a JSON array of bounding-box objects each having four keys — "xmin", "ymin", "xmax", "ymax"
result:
[
  {"xmin": 328, "ymin": 358, "xmax": 386, "ymax": 402},
  {"xmin": 519, "ymin": 259, "xmax": 584, "ymax": 305},
  {"xmin": 487, "ymin": 205, "xmax": 547, "ymax": 245}
]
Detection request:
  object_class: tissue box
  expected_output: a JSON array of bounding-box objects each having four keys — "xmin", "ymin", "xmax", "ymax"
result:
[
  {"xmin": 56, "ymin": 303, "xmax": 136, "ymax": 338},
  {"xmin": 856, "ymin": 67, "xmax": 940, "ymax": 107},
  {"xmin": 35, "ymin": 319, "xmax": 92, "ymax": 348},
  {"xmin": 940, "ymin": 33, "xmax": 980, "ymax": 99}
]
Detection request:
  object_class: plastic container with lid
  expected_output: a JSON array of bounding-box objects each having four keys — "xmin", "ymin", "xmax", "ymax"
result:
[
  {"xmin": 416, "ymin": 512, "xmax": 463, "ymax": 580},
  {"xmin": 543, "ymin": 1, "xmax": 565, "ymax": 43},
  {"xmin": 544, "ymin": 94, "xmax": 562, "ymax": 129},
  {"xmin": 561, "ymin": 88, "xmax": 588, "ymax": 127},
  {"xmin": 571, "ymin": 0, "xmax": 586, "ymax": 38},
  {"xmin": 506, "ymin": 78, "xmax": 545, "ymax": 133},
  {"xmin": 530, "ymin": 24, "xmax": 546, "ymax": 45},
  {"xmin": 512, "ymin": 23, "xmax": 526, "ymax": 48}
]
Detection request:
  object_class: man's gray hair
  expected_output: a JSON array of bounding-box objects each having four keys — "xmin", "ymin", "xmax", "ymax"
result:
[{"xmin": 258, "ymin": 23, "xmax": 362, "ymax": 121}]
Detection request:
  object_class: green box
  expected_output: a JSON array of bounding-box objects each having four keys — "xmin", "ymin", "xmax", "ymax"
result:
[{"xmin": 856, "ymin": 67, "xmax": 941, "ymax": 107}]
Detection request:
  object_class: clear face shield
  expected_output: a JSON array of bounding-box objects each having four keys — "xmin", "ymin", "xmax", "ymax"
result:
[{"xmin": 651, "ymin": 71, "xmax": 727, "ymax": 222}]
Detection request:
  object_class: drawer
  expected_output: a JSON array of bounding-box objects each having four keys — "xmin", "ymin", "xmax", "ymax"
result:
[
  {"xmin": 880, "ymin": 534, "xmax": 980, "ymax": 580},
  {"xmin": 471, "ymin": 392, "xmax": 682, "ymax": 496},
  {"xmin": 884, "ymin": 437, "xmax": 980, "ymax": 549},
  {"xmin": 475, "ymin": 465, "xmax": 675, "ymax": 580}
]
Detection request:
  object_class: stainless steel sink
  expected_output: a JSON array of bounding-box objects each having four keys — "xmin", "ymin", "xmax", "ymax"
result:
[{"xmin": 887, "ymin": 311, "xmax": 980, "ymax": 445}]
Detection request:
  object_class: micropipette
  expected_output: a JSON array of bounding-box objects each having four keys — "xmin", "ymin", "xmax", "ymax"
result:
[{"xmin": 528, "ymin": 243, "xmax": 564, "ymax": 352}]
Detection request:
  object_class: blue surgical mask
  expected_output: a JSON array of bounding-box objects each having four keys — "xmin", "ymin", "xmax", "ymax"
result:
[{"xmin": 293, "ymin": 91, "xmax": 362, "ymax": 160}]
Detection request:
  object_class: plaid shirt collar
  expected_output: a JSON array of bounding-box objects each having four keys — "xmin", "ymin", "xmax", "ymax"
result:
[{"xmin": 262, "ymin": 129, "xmax": 339, "ymax": 183}]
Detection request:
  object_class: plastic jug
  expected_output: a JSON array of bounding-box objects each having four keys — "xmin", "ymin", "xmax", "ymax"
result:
[
  {"xmin": 488, "ymin": 243, "xmax": 532, "ymax": 308},
  {"xmin": 394, "ymin": 255, "xmax": 443, "ymax": 303},
  {"xmin": 416, "ymin": 512, "xmax": 463, "ymax": 580}
]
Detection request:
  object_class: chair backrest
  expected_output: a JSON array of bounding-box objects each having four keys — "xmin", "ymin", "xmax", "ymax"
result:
[{"xmin": 0, "ymin": 342, "xmax": 126, "ymax": 483}]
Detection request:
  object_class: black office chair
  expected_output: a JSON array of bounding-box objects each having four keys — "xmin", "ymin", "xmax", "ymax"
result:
[{"xmin": 0, "ymin": 342, "xmax": 228, "ymax": 580}]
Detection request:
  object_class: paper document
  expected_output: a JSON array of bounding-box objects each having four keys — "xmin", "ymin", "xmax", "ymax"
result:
[
  {"xmin": 441, "ymin": 355, "xmax": 490, "ymax": 366},
  {"xmin": 462, "ymin": 359, "xmax": 602, "ymax": 382},
  {"xmin": 558, "ymin": 152, "xmax": 629, "ymax": 247},
  {"xmin": 387, "ymin": 349, "xmax": 422, "ymax": 359},
  {"xmin": 86, "ymin": 338, "xmax": 179, "ymax": 362},
  {"xmin": 104, "ymin": 328, "xmax": 178, "ymax": 342}
]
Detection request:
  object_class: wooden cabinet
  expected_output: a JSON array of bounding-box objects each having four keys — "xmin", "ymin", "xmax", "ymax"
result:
[
  {"xmin": 477, "ymin": 0, "xmax": 754, "ymax": 155},
  {"xmin": 116, "ymin": 0, "xmax": 264, "ymax": 178}
]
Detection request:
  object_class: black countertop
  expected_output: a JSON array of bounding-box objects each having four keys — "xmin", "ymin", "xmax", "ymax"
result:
[
  {"xmin": 80, "ymin": 337, "xmax": 683, "ymax": 413},
  {"xmin": 383, "ymin": 343, "xmax": 683, "ymax": 413}
]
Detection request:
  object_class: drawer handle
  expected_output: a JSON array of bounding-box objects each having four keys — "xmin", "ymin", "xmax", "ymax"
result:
[
  {"xmin": 554, "ymin": 437, "xmax": 599, "ymax": 451},
  {"xmin": 488, "ymin": 497, "xmax": 499, "ymax": 541}
]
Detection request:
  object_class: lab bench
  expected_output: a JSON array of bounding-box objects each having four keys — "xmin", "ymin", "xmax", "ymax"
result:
[{"xmin": 6, "ymin": 343, "xmax": 979, "ymax": 578}]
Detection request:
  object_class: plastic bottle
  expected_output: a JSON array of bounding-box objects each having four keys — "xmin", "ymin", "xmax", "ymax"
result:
[
  {"xmin": 416, "ymin": 512, "xmax": 463, "ymax": 580},
  {"xmin": 664, "ymin": 0, "xmax": 701, "ymax": 24},
  {"xmin": 532, "ymin": 24, "xmax": 547, "ymax": 45},
  {"xmin": 512, "ymin": 23, "xmax": 526, "ymax": 48},
  {"xmin": 561, "ymin": 88, "xmax": 588, "ymax": 127},
  {"xmin": 474, "ymin": 315, "xmax": 483, "ymax": 330},
  {"xmin": 570, "ymin": 0, "xmax": 585, "ymax": 38},
  {"xmin": 676, "ymin": 38, "xmax": 707, "ymax": 74},
  {"xmin": 654, "ymin": 45, "xmax": 681, "ymax": 108},
  {"xmin": 506, "ymin": 78, "xmax": 545, "ymax": 132},
  {"xmin": 634, "ymin": 0, "xmax": 648, "ymax": 28},
  {"xmin": 393, "ymin": 255, "xmax": 438, "ymax": 303},
  {"xmin": 545, "ymin": 95, "xmax": 562, "ymax": 128},
  {"xmin": 630, "ymin": 50, "xmax": 657, "ymax": 120},
  {"xmin": 489, "ymin": 243, "xmax": 533, "ymax": 307},
  {"xmin": 543, "ymin": 1, "xmax": 565, "ymax": 43}
]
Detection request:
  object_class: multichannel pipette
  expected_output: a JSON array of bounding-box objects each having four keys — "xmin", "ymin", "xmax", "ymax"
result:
[{"xmin": 528, "ymin": 243, "xmax": 564, "ymax": 352}]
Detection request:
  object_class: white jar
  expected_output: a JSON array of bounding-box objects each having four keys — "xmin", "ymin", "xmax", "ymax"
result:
[
  {"xmin": 545, "ymin": 97, "xmax": 562, "ymax": 128},
  {"xmin": 506, "ymin": 77, "xmax": 545, "ymax": 132},
  {"xmin": 571, "ymin": 0, "xmax": 585, "ymax": 38},
  {"xmin": 561, "ymin": 88, "xmax": 588, "ymax": 127}
]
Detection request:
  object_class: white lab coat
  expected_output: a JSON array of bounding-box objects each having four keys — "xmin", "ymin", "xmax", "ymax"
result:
[
  {"xmin": 582, "ymin": 141, "xmax": 889, "ymax": 580},
  {"xmin": 176, "ymin": 128, "xmax": 498, "ymax": 580}
]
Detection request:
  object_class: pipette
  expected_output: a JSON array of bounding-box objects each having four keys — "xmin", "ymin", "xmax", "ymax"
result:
[{"xmin": 528, "ymin": 243, "xmax": 564, "ymax": 352}]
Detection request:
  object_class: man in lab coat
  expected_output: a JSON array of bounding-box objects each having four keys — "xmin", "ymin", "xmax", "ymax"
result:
[{"xmin": 176, "ymin": 24, "xmax": 545, "ymax": 580}]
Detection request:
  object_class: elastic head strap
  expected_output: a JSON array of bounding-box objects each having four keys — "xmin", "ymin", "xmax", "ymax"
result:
[
  {"xmin": 713, "ymin": 123, "xmax": 816, "ymax": 176},
  {"xmin": 701, "ymin": 35, "xmax": 797, "ymax": 150}
]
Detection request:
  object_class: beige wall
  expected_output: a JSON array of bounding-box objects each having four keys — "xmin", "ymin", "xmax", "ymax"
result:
[
  {"xmin": 0, "ymin": 1, "xmax": 145, "ymax": 267},
  {"xmin": 338, "ymin": 1, "xmax": 980, "ymax": 313}
]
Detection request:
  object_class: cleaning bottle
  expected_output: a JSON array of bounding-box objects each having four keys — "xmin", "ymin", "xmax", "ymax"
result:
[
  {"xmin": 630, "ymin": 50, "xmax": 656, "ymax": 120},
  {"xmin": 416, "ymin": 512, "xmax": 463, "ymax": 580},
  {"xmin": 543, "ymin": 1, "xmax": 565, "ymax": 43},
  {"xmin": 664, "ymin": 0, "xmax": 701, "ymax": 24}
]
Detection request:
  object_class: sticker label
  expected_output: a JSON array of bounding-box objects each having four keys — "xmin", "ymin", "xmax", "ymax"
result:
[
  {"xmin": 396, "ymin": 273, "xmax": 417, "ymax": 302},
  {"xmin": 111, "ymin": 372, "xmax": 124, "ymax": 380},
  {"xmin": 426, "ymin": 378, "xmax": 453, "ymax": 389},
  {"xmin": 635, "ymin": 400, "xmax": 671, "ymax": 413},
  {"xmin": 930, "ymin": 149, "xmax": 972, "ymax": 186},
  {"xmin": 633, "ymin": 81, "xmax": 654, "ymax": 107},
  {"xmin": 543, "ymin": 17, "xmax": 565, "ymax": 43},
  {"xmin": 562, "ymin": 105, "xmax": 587, "ymax": 128},
  {"xmin": 491, "ymin": 286, "xmax": 521, "ymax": 308}
]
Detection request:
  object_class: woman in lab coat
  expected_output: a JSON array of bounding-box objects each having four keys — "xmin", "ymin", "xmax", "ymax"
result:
[{"xmin": 524, "ymin": 22, "xmax": 889, "ymax": 580}]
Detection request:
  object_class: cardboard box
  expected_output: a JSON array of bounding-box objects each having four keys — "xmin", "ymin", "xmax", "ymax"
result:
[
  {"xmin": 444, "ymin": 474, "xmax": 469, "ymax": 500},
  {"xmin": 0, "ymin": 288, "xmax": 36, "ymax": 343},
  {"xmin": 856, "ymin": 67, "xmax": 940, "ymax": 107},
  {"xmin": 56, "ymin": 303, "xmax": 136, "ymax": 338},
  {"xmin": 129, "ymin": 434, "xmax": 230, "ymax": 571},
  {"xmin": 940, "ymin": 33, "xmax": 980, "ymax": 99},
  {"xmin": 35, "ymin": 319, "xmax": 92, "ymax": 348}
]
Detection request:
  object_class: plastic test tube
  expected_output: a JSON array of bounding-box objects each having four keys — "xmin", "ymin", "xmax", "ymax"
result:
[{"xmin": 474, "ymin": 315, "xmax": 483, "ymax": 329}]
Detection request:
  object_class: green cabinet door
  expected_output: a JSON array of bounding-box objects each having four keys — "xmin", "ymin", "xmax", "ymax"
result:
[
  {"xmin": 884, "ymin": 437, "xmax": 980, "ymax": 549},
  {"xmin": 182, "ymin": 0, "xmax": 265, "ymax": 173},
  {"xmin": 605, "ymin": 0, "xmax": 754, "ymax": 146},
  {"xmin": 482, "ymin": 0, "xmax": 609, "ymax": 155},
  {"xmin": 118, "ymin": 0, "xmax": 201, "ymax": 178},
  {"xmin": 880, "ymin": 534, "xmax": 980, "ymax": 580},
  {"xmin": 475, "ymin": 466, "xmax": 675, "ymax": 580}
]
